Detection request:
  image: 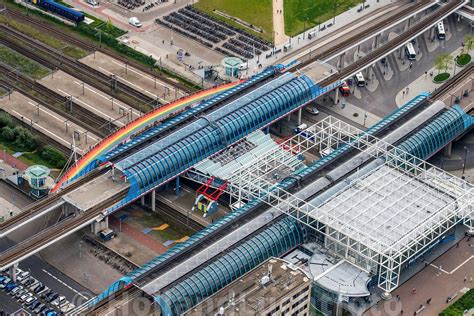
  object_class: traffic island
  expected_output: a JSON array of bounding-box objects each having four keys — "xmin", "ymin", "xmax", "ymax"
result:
[
  {"xmin": 456, "ymin": 53, "xmax": 471, "ymax": 67},
  {"xmin": 433, "ymin": 72, "xmax": 450, "ymax": 84}
]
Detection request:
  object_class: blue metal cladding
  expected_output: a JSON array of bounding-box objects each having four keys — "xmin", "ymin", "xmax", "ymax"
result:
[
  {"xmin": 397, "ymin": 104, "xmax": 473, "ymax": 160},
  {"xmin": 123, "ymin": 76, "xmax": 317, "ymax": 199},
  {"xmin": 155, "ymin": 217, "xmax": 305, "ymax": 316},
  {"xmin": 88, "ymin": 94, "xmax": 438, "ymax": 309}
]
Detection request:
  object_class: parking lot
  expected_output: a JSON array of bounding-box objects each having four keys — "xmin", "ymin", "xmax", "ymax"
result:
[{"xmin": 0, "ymin": 238, "xmax": 92, "ymax": 315}]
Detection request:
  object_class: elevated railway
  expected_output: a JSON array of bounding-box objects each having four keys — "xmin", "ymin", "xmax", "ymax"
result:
[{"xmin": 0, "ymin": 1, "xmax": 471, "ymax": 312}]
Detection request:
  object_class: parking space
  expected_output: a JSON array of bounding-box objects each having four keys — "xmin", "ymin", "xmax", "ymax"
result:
[
  {"xmin": 0, "ymin": 238, "xmax": 92, "ymax": 315},
  {"xmin": 0, "ymin": 266, "xmax": 76, "ymax": 315}
]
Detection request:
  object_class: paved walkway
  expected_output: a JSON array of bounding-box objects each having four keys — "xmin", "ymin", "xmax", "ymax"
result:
[
  {"xmin": 109, "ymin": 216, "xmax": 168, "ymax": 255},
  {"xmin": 273, "ymin": 0, "xmax": 288, "ymax": 46},
  {"xmin": 364, "ymin": 237, "xmax": 473, "ymax": 316},
  {"xmin": 395, "ymin": 46, "xmax": 468, "ymax": 107}
]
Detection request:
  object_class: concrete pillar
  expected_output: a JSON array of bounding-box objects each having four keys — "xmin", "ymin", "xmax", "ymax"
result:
[
  {"xmin": 141, "ymin": 195, "xmax": 145, "ymax": 206},
  {"xmin": 408, "ymin": 16, "xmax": 413, "ymax": 28},
  {"xmin": 443, "ymin": 142, "xmax": 452, "ymax": 157},
  {"xmin": 175, "ymin": 177, "xmax": 180, "ymax": 196},
  {"xmin": 297, "ymin": 108, "xmax": 302, "ymax": 125},
  {"xmin": 9, "ymin": 263, "xmax": 18, "ymax": 282},
  {"xmin": 339, "ymin": 52, "xmax": 345, "ymax": 69},
  {"xmin": 287, "ymin": 113, "xmax": 291, "ymax": 121},
  {"xmin": 399, "ymin": 47, "xmax": 403, "ymax": 59},
  {"xmin": 374, "ymin": 34, "xmax": 380, "ymax": 49},
  {"xmin": 334, "ymin": 88, "xmax": 339, "ymax": 105},
  {"xmin": 91, "ymin": 217, "xmax": 109, "ymax": 234},
  {"xmin": 151, "ymin": 190, "xmax": 156, "ymax": 212},
  {"xmin": 430, "ymin": 26, "xmax": 435, "ymax": 40}
]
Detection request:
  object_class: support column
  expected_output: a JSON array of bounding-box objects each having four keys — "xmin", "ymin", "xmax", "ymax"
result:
[
  {"xmin": 430, "ymin": 26, "xmax": 435, "ymax": 40},
  {"xmin": 9, "ymin": 263, "xmax": 18, "ymax": 283},
  {"xmin": 141, "ymin": 195, "xmax": 145, "ymax": 206},
  {"xmin": 407, "ymin": 16, "xmax": 413, "ymax": 28},
  {"xmin": 287, "ymin": 113, "xmax": 291, "ymax": 121},
  {"xmin": 374, "ymin": 34, "xmax": 380, "ymax": 49},
  {"xmin": 338, "ymin": 52, "xmax": 345, "ymax": 69},
  {"xmin": 399, "ymin": 47, "xmax": 403, "ymax": 59},
  {"xmin": 334, "ymin": 88, "xmax": 339, "ymax": 105},
  {"xmin": 443, "ymin": 142, "xmax": 452, "ymax": 157},
  {"xmin": 297, "ymin": 108, "xmax": 302, "ymax": 125},
  {"xmin": 151, "ymin": 190, "xmax": 156, "ymax": 212},
  {"xmin": 175, "ymin": 177, "xmax": 180, "ymax": 196}
]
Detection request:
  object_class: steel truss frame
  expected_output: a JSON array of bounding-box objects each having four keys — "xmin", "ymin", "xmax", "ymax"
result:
[{"xmin": 198, "ymin": 116, "xmax": 473, "ymax": 293}]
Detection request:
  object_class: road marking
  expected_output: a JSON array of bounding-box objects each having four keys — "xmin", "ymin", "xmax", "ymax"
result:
[
  {"xmin": 430, "ymin": 255, "xmax": 473, "ymax": 275},
  {"xmin": 42, "ymin": 269, "xmax": 87, "ymax": 299}
]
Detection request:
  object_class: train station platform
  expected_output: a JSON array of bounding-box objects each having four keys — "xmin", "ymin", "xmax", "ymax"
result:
[{"xmin": 62, "ymin": 172, "xmax": 129, "ymax": 211}]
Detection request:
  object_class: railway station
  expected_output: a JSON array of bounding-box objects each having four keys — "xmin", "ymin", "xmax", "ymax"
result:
[{"xmin": 0, "ymin": 0, "xmax": 473, "ymax": 315}]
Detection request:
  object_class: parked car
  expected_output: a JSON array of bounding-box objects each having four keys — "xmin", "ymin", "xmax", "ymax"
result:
[
  {"xmin": 52, "ymin": 295, "xmax": 66, "ymax": 307},
  {"xmin": 34, "ymin": 303, "xmax": 46, "ymax": 314},
  {"xmin": 25, "ymin": 295, "xmax": 36, "ymax": 306},
  {"xmin": 0, "ymin": 277, "xmax": 11, "ymax": 288},
  {"xmin": 34, "ymin": 283, "xmax": 46, "ymax": 293},
  {"xmin": 30, "ymin": 300, "xmax": 41, "ymax": 310},
  {"xmin": 46, "ymin": 293, "xmax": 59, "ymax": 302},
  {"xmin": 19, "ymin": 292, "xmax": 33, "ymax": 303},
  {"xmin": 15, "ymin": 288, "xmax": 27, "ymax": 298},
  {"xmin": 305, "ymin": 106, "xmax": 320, "ymax": 115},
  {"xmin": 4, "ymin": 282, "xmax": 18, "ymax": 292},
  {"xmin": 9, "ymin": 286, "xmax": 22, "ymax": 296}
]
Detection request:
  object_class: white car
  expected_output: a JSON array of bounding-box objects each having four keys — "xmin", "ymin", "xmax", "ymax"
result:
[
  {"xmin": 19, "ymin": 292, "xmax": 33, "ymax": 302},
  {"xmin": 25, "ymin": 295, "xmax": 36, "ymax": 306},
  {"xmin": 306, "ymin": 106, "xmax": 320, "ymax": 115},
  {"xmin": 129, "ymin": 17, "xmax": 142, "ymax": 28},
  {"xmin": 52, "ymin": 295, "xmax": 66, "ymax": 307}
]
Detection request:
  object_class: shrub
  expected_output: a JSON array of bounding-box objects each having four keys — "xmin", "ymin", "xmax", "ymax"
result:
[
  {"xmin": 434, "ymin": 72, "xmax": 450, "ymax": 83},
  {"xmin": 1, "ymin": 126, "xmax": 16, "ymax": 142},
  {"xmin": 40, "ymin": 145, "xmax": 67, "ymax": 169},
  {"xmin": 0, "ymin": 112, "xmax": 14, "ymax": 128},
  {"xmin": 456, "ymin": 54, "xmax": 471, "ymax": 67},
  {"xmin": 13, "ymin": 126, "xmax": 37, "ymax": 151}
]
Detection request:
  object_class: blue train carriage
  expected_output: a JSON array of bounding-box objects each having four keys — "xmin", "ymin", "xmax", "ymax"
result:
[{"xmin": 33, "ymin": 0, "xmax": 85, "ymax": 23}]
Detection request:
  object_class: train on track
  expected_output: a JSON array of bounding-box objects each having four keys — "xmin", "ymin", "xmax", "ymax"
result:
[{"xmin": 32, "ymin": 0, "xmax": 85, "ymax": 23}]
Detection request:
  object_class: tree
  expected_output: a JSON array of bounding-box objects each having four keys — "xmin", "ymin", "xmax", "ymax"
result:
[
  {"xmin": 1, "ymin": 126, "xmax": 15, "ymax": 142},
  {"xmin": 13, "ymin": 126, "xmax": 36, "ymax": 151},
  {"xmin": 434, "ymin": 53, "xmax": 452, "ymax": 74},
  {"xmin": 464, "ymin": 33, "xmax": 474, "ymax": 54},
  {"xmin": 0, "ymin": 112, "xmax": 13, "ymax": 129}
]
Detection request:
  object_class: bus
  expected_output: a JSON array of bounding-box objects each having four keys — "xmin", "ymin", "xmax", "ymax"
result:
[
  {"xmin": 405, "ymin": 42, "xmax": 416, "ymax": 60},
  {"xmin": 354, "ymin": 72, "xmax": 365, "ymax": 87},
  {"xmin": 436, "ymin": 22, "xmax": 445, "ymax": 40}
]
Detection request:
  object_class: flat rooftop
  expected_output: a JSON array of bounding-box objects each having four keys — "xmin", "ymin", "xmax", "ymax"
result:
[
  {"xmin": 308, "ymin": 164, "xmax": 456, "ymax": 254},
  {"xmin": 184, "ymin": 257, "xmax": 311, "ymax": 316}
]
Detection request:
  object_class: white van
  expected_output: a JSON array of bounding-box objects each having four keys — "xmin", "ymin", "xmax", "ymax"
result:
[
  {"xmin": 283, "ymin": 43, "xmax": 292, "ymax": 52},
  {"xmin": 354, "ymin": 72, "xmax": 365, "ymax": 87},
  {"xmin": 307, "ymin": 31, "xmax": 317, "ymax": 39},
  {"xmin": 129, "ymin": 17, "xmax": 142, "ymax": 28},
  {"xmin": 239, "ymin": 62, "xmax": 248, "ymax": 70},
  {"xmin": 86, "ymin": 0, "xmax": 98, "ymax": 6}
]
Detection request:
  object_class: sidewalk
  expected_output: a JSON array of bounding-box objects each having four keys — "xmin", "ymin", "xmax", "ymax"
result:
[
  {"xmin": 395, "ymin": 46, "xmax": 467, "ymax": 107},
  {"xmin": 272, "ymin": 0, "xmax": 288, "ymax": 46},
  {"xmin": 318, "ymin": 97, "xmax": 382, "ymax": 129}
]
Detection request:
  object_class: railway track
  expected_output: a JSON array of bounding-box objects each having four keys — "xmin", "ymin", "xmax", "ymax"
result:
[
  {"xmin": 155, "ymin": 199, "xmax": 205, "ymax": 233},
  {"xmin": 430, "ymin": 63, "xmax": 473, "ymax": 100},
  {"xmin": 0, "ymin": 62, "xmax": 111, "ymax": 138},
  {"xmin": 0, "ymin": 187, "xmax": 127, "ymax": 269},
  {"xmin": 292, "ymin": 0, "xmax": 432, "ymax": 65},
  {"xmin": 0, "ymin": 25, "xmax": 158, "ymax": 113},
  {"xmin": 2, "ymin": 7, "xmax": 195, "ymax": 94},
  {"xmin": 0, "ymin": 167, "xmax": 109, "ymax": 235},
  {"xmin": 318, "ymin": 0, "xmax": 465, "ymax": 86}
]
